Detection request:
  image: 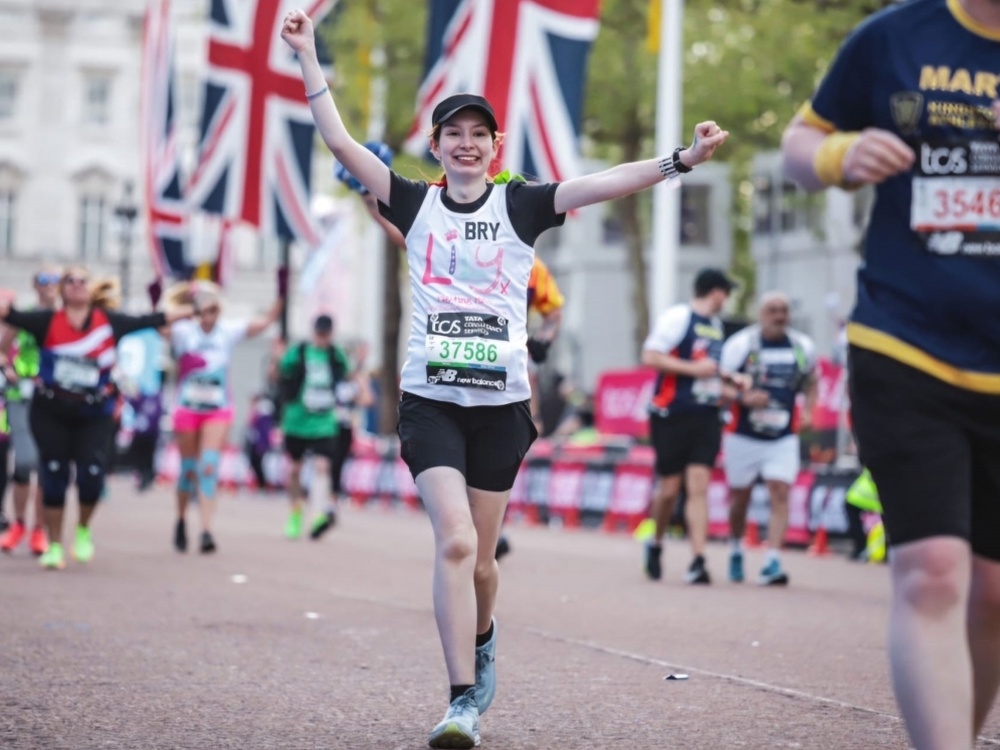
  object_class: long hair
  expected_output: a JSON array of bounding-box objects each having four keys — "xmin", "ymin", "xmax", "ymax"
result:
[
  {"xmin": 59, "ymin": 265, "xmax": 120, "ymax": 310},
  {"xmin": 163, "ymin": 279, "xmax": 222, "ymax": 313}
]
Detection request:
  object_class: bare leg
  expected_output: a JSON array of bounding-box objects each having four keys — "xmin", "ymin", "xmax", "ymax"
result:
[
  {"xmin": 764, "ymin": 479, "xmax": 790, "ymax": 551},
  {"xmin": 650, "ymin": 474, "xmax": 682, "ymax": 543},
  {"xmin": 417, "ymin": 466, "xmax": 478, "ymax": 686},
  {"xmin": 728, "ymin": 486, "xmax": 753, "ymax": 541},
  {"xmin": 287, "ymin": 458, "xmax": 306, "ymax": 514},
  {"xmin": 44, "ymin": 507, "xmax": 64, "ymax": 545},
  {"xmin": 684, "ymin": 465, "xmax": 712, "ymax": 557},
  {"xmin": 890, "ymin": 537, "xmax": 974, "ymax": 749},
  {"xmin": 12, "ymin": 482, "xmax": 29, "ymax": 521},
  {"xmin": 969, "ymin": 555, "xmax": 1000, "ymax": 735},
  {"xmin": 468, "ymin": 485, "xmax": 510, "ymax": 635}
]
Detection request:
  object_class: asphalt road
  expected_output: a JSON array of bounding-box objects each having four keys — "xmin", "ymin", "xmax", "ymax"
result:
[{"xmin": 2, "ymin": 477, "xmax": 998, "ymax": 749}]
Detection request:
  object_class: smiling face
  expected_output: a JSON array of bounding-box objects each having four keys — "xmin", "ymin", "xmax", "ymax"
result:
[{"xmin": 430, "ymin": 110, "xmax": 498, "ymax": 181}]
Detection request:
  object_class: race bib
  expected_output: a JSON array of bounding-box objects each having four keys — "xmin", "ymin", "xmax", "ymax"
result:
[
  {"xmin": 691, "ymin": 376, "xmax": 722, "ymax": 405},
  {"xmin": 302, "ymin": 386, "xmax": 335, "ymax": 412},
  {"xmin": 424, "ymin": 312, "xmax": 511, "ymax": 391},
  {"xmin": 180, "ymin": 376, "xmax": 226, "ymax": 410},
  {"xmin": 749, "ymin": 406, "xmax": 791, "ymax": 434},
  {"xmin": 911, "ymin": 139, "xmax": 1000, "ymax": 257},
  {"xmin": 53, "ymin": 356, "xmax": 101, "ymax": 391}
]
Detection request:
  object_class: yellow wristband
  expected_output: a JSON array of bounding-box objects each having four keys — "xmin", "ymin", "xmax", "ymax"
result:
[{"xmin": 813, "ymin": 131, "xmax": 861, "ymax": 189}]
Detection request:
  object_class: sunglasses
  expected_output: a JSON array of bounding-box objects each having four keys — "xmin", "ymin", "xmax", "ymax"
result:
[
  {"xmin": 63, "ymin": 276, "xmax": 90, "ymax": 286},
  {"xmin": 35, "ymin": 273, "xmax": 61, "ymax": 286}
]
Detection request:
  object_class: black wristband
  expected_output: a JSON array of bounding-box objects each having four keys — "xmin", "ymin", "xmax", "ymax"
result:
[{"xmin": 672, "ymin": 147, "xmax": 693, "ymax": 174}]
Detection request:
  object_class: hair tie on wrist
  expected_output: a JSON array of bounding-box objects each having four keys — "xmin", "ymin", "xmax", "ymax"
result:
[{"xmin": 306, "ymin": 85, "xmax": 328, "ymax": 101}]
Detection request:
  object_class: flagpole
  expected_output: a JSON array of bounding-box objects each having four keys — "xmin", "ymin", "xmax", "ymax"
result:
[{"xmin": 650, "ymin": 0, "xmax": 683, "ymax": 321}]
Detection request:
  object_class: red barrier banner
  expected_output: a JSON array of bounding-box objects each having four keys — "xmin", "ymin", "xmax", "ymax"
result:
[
  {"xmin": 594, "ymin": 368, "xmax": 657, "ymax": 438},
  {"xmin": 811, "ymin": 357, "xmax": 848, "ymax": 431}
]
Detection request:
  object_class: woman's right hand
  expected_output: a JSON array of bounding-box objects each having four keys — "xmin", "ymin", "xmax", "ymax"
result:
[{"xmin": 281, "ymin": 9, "xmax": 315, "ymax": 54}]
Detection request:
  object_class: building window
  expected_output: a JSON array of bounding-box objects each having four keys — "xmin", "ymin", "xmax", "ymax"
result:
[
  {"xmin": 680, "ymin": 184, "xmax": 711, "ymax": 245},
  {"xmin": 754, "ymin": 175, "xmax": 822, "ymax": 235},
  {"xmin": 83, "ymin": 74, "xmax": 112, "ymax": 127},
  {"xmin": 0, "ymin": 189, "xmax": 14, "ymax": 255},
  {"xmin": 0, "ymin": 71, "xmax": 17, "ymax": 122},
  {"xmin": 78, "ymin": 195, "xmax": 106, "ymax": 259}
]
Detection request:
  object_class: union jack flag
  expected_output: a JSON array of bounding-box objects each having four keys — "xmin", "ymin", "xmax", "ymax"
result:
[
  {"xmin": 186, "ymin": 0, "xmax": 337, "ymax": 249},
  {"xmin": 405, "ymin": 0, "xmax": 601, "ymax": 184},
  {"xmin": 140, "ymin": 0, "xmax": 190, "ymax": 280}
]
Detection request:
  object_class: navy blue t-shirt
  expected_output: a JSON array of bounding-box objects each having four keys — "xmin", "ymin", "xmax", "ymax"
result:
[{"xmin": 802, "ymin": 0, "xmax": 1000, "ymax": 390}]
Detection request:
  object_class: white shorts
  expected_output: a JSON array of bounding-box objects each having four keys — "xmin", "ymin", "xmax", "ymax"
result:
[{"xmin": 722, "ymin": 432, "xmax": 800, "ymax": 488}]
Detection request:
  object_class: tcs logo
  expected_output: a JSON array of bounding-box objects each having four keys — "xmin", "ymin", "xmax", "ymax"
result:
[
  {"xmin": 920, "ymin": 144, "xmax": 967, "ymax": 175},
  {"xmin": 429, "ymin": 314, "xmax": 462, "ymax": 335}
]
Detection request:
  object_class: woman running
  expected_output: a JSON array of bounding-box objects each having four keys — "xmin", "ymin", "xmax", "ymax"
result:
[
  {"xmin": 283, "ymin": 9, "xmax": 727, "ymax": 748},
  {"xmin": 0, "ymin": 267, "xmax": 192, "ymax": 570},
  {"xmin": 164, "ymin": 280, "xmax": 282, "ymax": 554}
]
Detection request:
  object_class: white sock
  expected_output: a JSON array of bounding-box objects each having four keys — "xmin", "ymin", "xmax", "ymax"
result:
[
  {"xmin": 765, "ymin": 548, "xmax": 781, "ymax": 565},
  {"xmin": 729, "ymin": 537, "xmax": 743, "ymax": 554}
]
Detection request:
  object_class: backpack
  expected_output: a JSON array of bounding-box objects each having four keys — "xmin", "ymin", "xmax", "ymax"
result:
[{"xmin": 277, "ymin": 343, "xmax": 348, "ymax": 406}]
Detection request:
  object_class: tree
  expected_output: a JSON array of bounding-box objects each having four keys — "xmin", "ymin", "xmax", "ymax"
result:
[{"xmin": 584, "ymin": 0, "xmax": 896, "ymax": 348}]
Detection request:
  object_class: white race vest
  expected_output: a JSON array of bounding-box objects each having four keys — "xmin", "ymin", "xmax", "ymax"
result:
[{"xmin": 401, "ymin": 184, "xmax": 532, "ymax": 406}]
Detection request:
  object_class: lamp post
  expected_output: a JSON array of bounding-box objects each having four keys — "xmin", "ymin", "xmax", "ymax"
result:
[{"xmin": 114, "ymin": 180, "xmax": 138, "ymax": 309}]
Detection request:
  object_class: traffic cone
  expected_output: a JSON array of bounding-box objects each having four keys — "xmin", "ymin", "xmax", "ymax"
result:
[
  {"xmin": 808, "ymin": 526, "xmax": 830, "ymax": 556},
  {"xmin": 745, "ymin": 521, "xmax": 762, "ymax": 549}
]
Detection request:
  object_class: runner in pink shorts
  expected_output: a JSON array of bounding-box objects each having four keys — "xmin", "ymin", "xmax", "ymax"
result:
[{"xmin": 165, "ymin": 280, "xmax": 282, "ymax": 554}]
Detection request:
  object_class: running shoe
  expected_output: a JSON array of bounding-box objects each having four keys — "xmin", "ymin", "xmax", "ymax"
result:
[
  {"xmin": 759, "ymin": 559, "xmax": 789, "ymax": 586},
  {"xmin": 39, "ymin": 542, "xmax": 65, "ymax": 570},
  {"xmin": 475, "ymin": 618, "xmax": 497, "ymax": 715},
  {"xmin": 309, "ymin": 510, "xmax": 336, "ymax": 540},
  {"xmin": 428, "ymin": 688, "xmax": 480, "ymax": 749},
  {"xmin": 73, "ymin": 525, "xmax": 94, "ymax": 563},
  {"xmin": 174, "ymin": 519, "xmax": 188, "ymax": 552},
  {"xmin": 29, "ymin": 527, "xmax": 48, "ymax": 557},
  {"xmin": 685, "ymin": 555, "xmax": 711, "ymax": 585},
  {"xmin": 285, "ymin": 509, "xmax": 303, "ymax": 540},
  {"xmin": 728, "ymin": 551, "xmax": 745, "ymax": 583},
  {"xmin": 200, "ymin": 531, "xmax": 216, "ymax": 554},
  {"xmin": 644, "ymin": 541, "xmax": 663, "ymax": 581},
  {"xmin": 494, "ymin": 536, "xmax": 510, "ymax": 561},
  {"xmin": 1, "ymin": 521, "xmax": 25, "ymax": 553}
]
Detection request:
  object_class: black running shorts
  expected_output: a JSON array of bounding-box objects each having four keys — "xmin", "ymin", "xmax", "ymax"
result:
[
  {"xmin": 397, "ymin": 392, "xmax": 537, "ymax": 492},
  {"xmin": 284, "ymin": 434, "xmax": 337, "ymax": 462},
  {"xmin": 849, "ymin": 346, "xmax": 1000, "ymax": 559},
  {"xmin": 649, "ymin": 408, "xmax": 722, "ymax": 477}
]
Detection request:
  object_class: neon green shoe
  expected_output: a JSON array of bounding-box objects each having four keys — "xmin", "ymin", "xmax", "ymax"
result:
[
  {"xmin": 73, "ymin": 525, "xmax": 95, "ymax": 563},
  {"xmin": 39, "ymin": 542, "xmax": 66, "ymax": 570},
  {"xmin": 285, "ymin": 509, "xmax": 303, "ymax": 539}
]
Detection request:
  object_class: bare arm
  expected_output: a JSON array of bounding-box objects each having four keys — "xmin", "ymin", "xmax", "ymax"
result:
[
  {"xmin": 554, "ymin": 121, "xmax": 728, "ymax": 214},
  {"xmin": 0, "ymin": 323, "xmax": 15, "ymax": 357},
  {"xmin": 361, "ymin": 192, "xmax": 406, "ymax": 248},
  {"xmin": 280, "ymin": 10, "xmax": 391, "ymax": 204},
  {"xmin": 641, "ymin": 349, "xmax": 717, "ymax": 379},
  {"xmin": 782, "ymin": 114, "xmax": 915, "ymax": 193},
  {"xmin": 246, "ymin": 298, "xmax": 284, "ymax": 339},
  {"xmin": 533, "ymin": 307, "xmax": 562, "ymax": 344}
]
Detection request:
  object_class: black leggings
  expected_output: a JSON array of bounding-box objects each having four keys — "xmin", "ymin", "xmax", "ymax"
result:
[
  {"xmin": 330, "ymin": 424, "xmax": 353, "ymax": 495},
  {"xmin": 30, "ymin": 401, "xmax": 117, "ymax": 508}
]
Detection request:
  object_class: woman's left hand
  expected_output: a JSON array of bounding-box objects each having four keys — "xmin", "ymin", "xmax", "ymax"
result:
[{"xmin": 683, "ymin": 121, "xmax": 730, "ymax": 167}]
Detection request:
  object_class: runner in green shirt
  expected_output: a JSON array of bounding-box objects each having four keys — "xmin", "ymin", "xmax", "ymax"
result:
[{"xmin": 278, "ymin": 314, "xmax": 351, "ymax": 540}]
